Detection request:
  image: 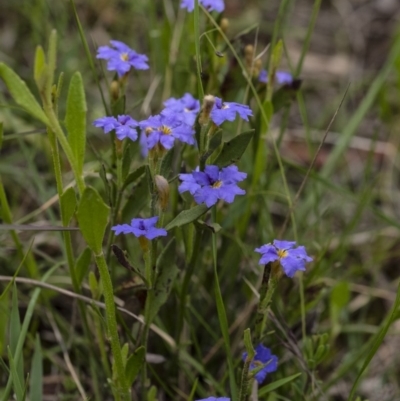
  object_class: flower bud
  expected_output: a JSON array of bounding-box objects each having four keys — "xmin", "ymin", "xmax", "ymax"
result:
[
  {"xmin": 155, "ymin": 175, "xmax": 170, "ymax": 211},
  {"xmin": 110, "ymin": 80, "xmax": 120, "ymax": 101},
  {"xmin": 244, "ymin": 44, "xmax": 254, "ymax": 64},
  {"xmin": 199, "ymin": 94, "xmax": 215, "ymax": 125},
  {"xmin": 220, "ymin": 18, "xmax": 229, "ymax": 33}
]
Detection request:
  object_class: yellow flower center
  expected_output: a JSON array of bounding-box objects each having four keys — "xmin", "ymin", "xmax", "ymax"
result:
[
  {"xmin": 277, "ymin": 249, "xmax": 288, "ymax": 259},
  {"xmin": 212, "ymin": 180, "xmax": 222, "ymax": 189},
  {"xmin": 160, "ymin": 125, "xmax": 172, "ymax": 135},
  {"xmin": 120, "ymin": 53, "xmax": 129, "ymax": 61}
]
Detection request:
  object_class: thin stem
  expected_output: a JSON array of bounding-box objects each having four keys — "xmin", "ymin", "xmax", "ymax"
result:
[
  {"xmin": 254, "ymin": 262, "xmax": 280, "ymax": 342},
  {"xmin": 95, "ymin": 252, "xmax": 129, "ymax": 401},
  {"xmin": 47, "ymin": 128, "xmax": 104, "ymax": 401}
]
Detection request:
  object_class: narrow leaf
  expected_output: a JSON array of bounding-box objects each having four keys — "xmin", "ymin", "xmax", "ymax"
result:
[
  {"xmin": 165, "ymin": 205, "xmax": 209, "ymax": 231},
  {"xmin": 33, "ymin": 46, "xmax": 47, "ymax": 92},
  {"xmin": 348, "ymin": 283, "xmax": 400, "ymax": 401},
  {"xmin": 10, "ymin": 285, "xmax": 24, "ymax": 387},
  {"xmin": 7, "ymin": 347, "xmax": 24, "ymax": 401},
  {"xmin": 160, "ymin": 148, "xmax": 175, "ymax": 178},
  {"xmin": 65, "ymin": 72, "xmax": 87, "ymax": 176},
  {"xmin": 258, "ymin": 373, "xmax": 302, "ymax": 397},
  {"xmin": 0, "ymin": 122, "xmax": 3, "ymax": 151},
  {"xmin": 121, "ymin": 174, "xmax": 150, "ymax": 222},
  {"xmin": 0, "ymin": 63, "xmax": 49, "ymax": 125},
  {"xmin": 60, "ymin": 187, "xmax": 77, "ymax": 226},
  {"xmin": 125, "ymin": 346, "xmax": 145, "ymax": 386},
  {"xmin": 122, "ymin": 165, "xmax": 146, "ymax": 190},
  {"xmin": 213, "ymin": 130, "xmax": 255, "ymax": 167},
  {"xmin": 29, "ymin": 336, "xmax": 43, "ymax": 401},
  {"xmin": 76, "ymin": 186, "xmax": 110, "ymax": 255}
]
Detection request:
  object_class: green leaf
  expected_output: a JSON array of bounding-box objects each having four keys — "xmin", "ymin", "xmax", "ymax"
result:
[
  {"xmin": 165, "ymin": 205, "xmax": 209, "ymax": 231},
  {"xmin": 258, "ymin": 373, "xmax": 302, "ymax": 397},
  {"xmin": 1, "ymin": 265, "xmax": 58, "ymax": 401},
  {"xmin": 271, "ymin": 39, "xmax": 283, "ymax": 72},
  {"xmin": 10, "ymin": 285, "xmax": 24, "ymax": 388},
  {"xmin": 65, "ymin": 72, "xmax": 87, "ymax": 176},
  {"xmin": 60, "ymin": 187, "xmax": 77, "ymax": 226},
  {"xmin": 75, "ymin": 247, "xmax": 92, "ymax": 286},
  {"xmin": 125, "ymin": 346, "xmax": 145, "ymax": 386},
  {"xmin": 7, "ymin": 347, "xmax": 24, "ymax": 401},
  {"xmin": 29, "ymin": 336, "xmax": 43, "ymax": 401},
  {"xmin": 0, "ymin": 122, "xmax": 3, "ymax": 151},
  {"xmin": 0, "ymin": 63, "xmax": 49, "ymax": 125},
  {"xmin": 213, "ymin": 130, "xmax": 255, "ymax": 167},
  {"xmin": 121, "ymin": 174, "xmax": 151, "ymax": 222},
  {"xmin": 0, "ymin": 287, "xmax": 9, "ymax": 354},
  {"xmin": 200, "ymin": 130, "xmax": 222, "ymax": 164},
  {"xmin": 147, "ymin": 386, "xmax": 157, "ymax": 401},
  {"xmin": 33, "ymin": 46, "xmax": 47, "ymax": 92},
  {"xmin": 148, "ymin": 239, "xmax": 178, "ymax": 322},
  {"xmin": 76, "ymin": 186, "xmax": 110, "ymax": 255},
  {"xmin": 122, "ymin": 165, "xmax": 146, "ymax": 190}
]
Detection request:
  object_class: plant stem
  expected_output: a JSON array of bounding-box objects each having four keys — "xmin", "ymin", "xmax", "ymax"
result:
[
  {"xmin": 253, "ymin": 262, "xmax": 280, "ymax": 342},
  {"xmin": 95, "ymin": 252, "xmax": 129, "ymax": 401}
]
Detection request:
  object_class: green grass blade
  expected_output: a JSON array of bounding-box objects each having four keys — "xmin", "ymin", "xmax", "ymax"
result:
[
  {"xmin": 348, "ymin": 283, "xmax": 400, "ymax": 401},
  {"xmin": 212, "ymin": 208, "xmax": 238, "ymax": 401},
  {"xmin": 258, "ymin": 373, "xmax": 302, "ymax": 397},
  {"xmin": 7, "ymin": 347, "xmax": 24, "ymax": 401},
  {"xmin": 29, "ymin": 336, "xmax": 43, "ymax": 401},
  {"xmin": 10, "ymin": 285, "xmax": 24, "ymax": 387},
  {"xmin": 1, "ymin": 264, "xmax": 59, "ymax": 401}
]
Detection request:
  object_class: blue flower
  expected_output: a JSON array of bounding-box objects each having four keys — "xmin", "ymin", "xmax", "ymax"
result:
[
  {"xmin": 179, "ymin": 165, "xmax": 247, "ymax": 207},
  {"xmin": 112, "ymin": 217, "xmax": 167, "ymax": 240},
  {"xmin": 162, "ymin": 93, "xmax": 200, "ymax": 126},
  {"xmin": 93, "ymin": 115, "xmax": 139, "ymax": 141},
  {"xmin": 195, "ymin": 398, "xmax": 230, "ymax": 401},
  {"xmin": 243, "ymin": 344, "xmax": 278, "ymax": 384},
  {"xmin": 258, "ymin": 70, "xmax": 293, "ymax": 85},
  {"xmin": 96, "ymin": 40, "xmax": 149, "ymax": 77},
  {"xmin": 181, "ymin": 0, "xmax": 225, "ymax": 13},
  {"xmin": 139, "ymin": 114, "xmax": 195, "ymax": 151},
  {"xmin": 210, "ymin": 97, "xmax": 253, "ymax": 126},
  {"xmin": 255, "ymin": 240, "xmax": 313, "ymax": 278}
]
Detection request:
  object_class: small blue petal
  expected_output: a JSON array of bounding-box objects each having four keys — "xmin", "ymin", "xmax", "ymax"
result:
[{"xmin": 112, "ymin": 217, "xmax": 167, "ymax": 240}]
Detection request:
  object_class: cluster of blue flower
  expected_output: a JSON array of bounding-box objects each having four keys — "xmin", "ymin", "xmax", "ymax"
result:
[{"xmin": 93, "ymin": 33, "xmax": 311, "ymax": 397}]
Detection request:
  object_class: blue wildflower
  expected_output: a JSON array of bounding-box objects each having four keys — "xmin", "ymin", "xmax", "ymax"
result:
[
  {"xmin": 243, "ymin": 344, "xmax": 278, "ymax": 384},
  {"xmin": 179, "ymin": 165, "xmax": 247, "ymax": 207},
  {"xmin": 93, "ymin": 115, "xmax": 139, "ymax": 141},
  {"xmin": 195, "ymin": 398, "xmax": 230, "ymax": 401},
  {"xmin": 258, "ymin": 70, "xmax": 293, "ymax": 85},
  {"xmin": 181, "ymin": 0, "xmax": 225, "ymax": 13},
  {"xmin": 112, "ymin": 217, "xmax": 167, "ymax": 240},
  {"xmin": 162, "ymin": 93, "xmax": 200, "ymax": 126},
  {"xmin": 210, "ymin": 97, "xmax": 253, "ymax": 126},
  {"xmin": 96, "ymin": 40, "xmax": 149, "ymax": 77},
  {"xmin": 139, "ymin": 114, "xmax": 195, "ymax": 151},
  {"xmin": 255, "ymin": 240, "xmax": 313, "ymax": 278}
]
